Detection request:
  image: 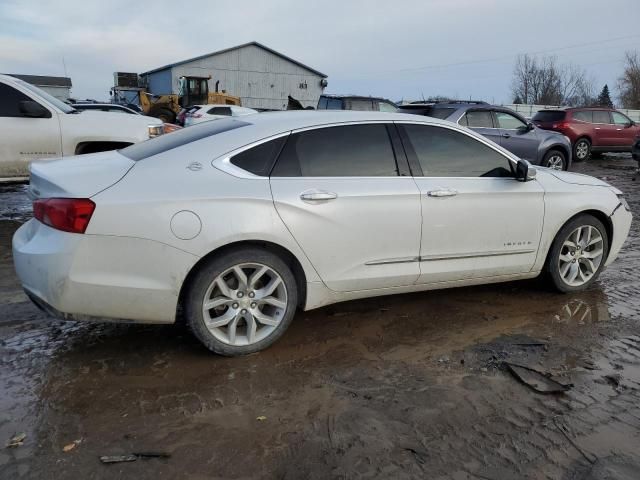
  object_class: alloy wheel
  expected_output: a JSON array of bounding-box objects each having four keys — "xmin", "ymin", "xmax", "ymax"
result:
[
  {"xmin": 575, "ymin": 141, "xmax": 589, "ymax": 160},
  {"xmin": 202, "ymin": 263, "xmax": 288, "ymax": 346},
  {"xmin": 546, "ymin": 154, "xmax": 565, "ymax": 170},
  {"xmin": 558, "ymin": 225, "xmax": 604, "ymax": 287}
]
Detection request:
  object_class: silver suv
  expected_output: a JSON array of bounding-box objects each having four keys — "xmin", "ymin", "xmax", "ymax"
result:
[{"xmin": 398, "ymin": 101, "xmax": 572, "ymax": 170}]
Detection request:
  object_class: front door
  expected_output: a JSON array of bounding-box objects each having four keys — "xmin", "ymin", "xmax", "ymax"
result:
[
  {"xmin": 270, "ymin": 123, "xmax": 422, "ymax": 292},
  {"xmin": 0, "ymin": 82, "xmax": 61, "ymax": 180},
  {"xmin": 494, "ymin": 110, "xmax": 539, "ymax": 163},
  {"xmin": 610, "ymin": 111, "xmax": 639, "ymax": 148},
  {"xmin": 592, "ymin": 110, "xmax": 616, "ymax": 147},
  {"xmin": 397, "ymin": 122, "xmax": 545, "ymax": 284}
]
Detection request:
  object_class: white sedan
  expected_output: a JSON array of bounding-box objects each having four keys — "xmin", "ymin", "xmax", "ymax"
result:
[
  {"xmin": 184, "ymin": 104, "xmax": 258, "ymax": 126},
  {"xmin": 13, "ymin": 111, "xmax": 632, "ymax": 356}
]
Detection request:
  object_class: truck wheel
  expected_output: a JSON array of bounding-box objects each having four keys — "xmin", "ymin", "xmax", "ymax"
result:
[{"xmin": 149, "ymin": 108, "xmax": 176, "ymax": 124}]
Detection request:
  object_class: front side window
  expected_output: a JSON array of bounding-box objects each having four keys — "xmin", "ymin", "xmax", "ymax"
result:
[
  {"xmin": 0, "ymin": 83, "xmax": 33, "ymax": 117},
  {"xmin": 611, "ymin": 111, "xmax": 631, "ymax": 125},
  {"xmin": 495, "ymin": 111, "xmax": 527, "ymax": 130},
  {"xmin": 460, "ymin": 110, "xmax": 494, "ymax": 128},
  {"xmin": 592, "ymin": 111, "xmax": 612, "ymax": 124},
  {"xmin": 401, "ymin": 124, "xmax": 512, "ymax": 178},
  {"xmin": 572, "ymin": 111, "xmax": 593, "ymax": 123},
  {"xmin": 272, "ymin": 124, "xmax": 398, "ymax": 177},
  {"xmin": 377, "ymin": 101, "xmax": 398, "ymax": 113}
]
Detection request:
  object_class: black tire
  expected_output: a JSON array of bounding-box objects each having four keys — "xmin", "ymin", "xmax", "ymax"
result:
[
  {"xmin": 542, "ymin": 149, "xmax": 567, "ymax": 170},
  {"xmin": 149, "ymin": 107, "xmax": 176, "ymax": 124},
  {"xmin": 546, "ymin": 214, "xmax": 609, "ymax": 293},
  {"xmin": 184, "ymin": 247, "xmax": 298, "ymax": 356},
  {"xmin": 573, "ymin": 138, "xmax": 591, "ymax": 162}
]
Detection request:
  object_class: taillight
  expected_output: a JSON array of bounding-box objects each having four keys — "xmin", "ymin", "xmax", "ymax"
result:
[
  {"xmin": 33, "ymin": 198, "xmax": 95, "ymax": 234},
  {"xmin": 552, "ymin": 121, "xmax": 569, "ymax": 130}
]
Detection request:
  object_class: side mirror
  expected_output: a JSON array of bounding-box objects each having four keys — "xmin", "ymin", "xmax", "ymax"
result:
[
  {"xmin": 515, "ymin": 159, "xmax": 536, "ymax": 182},
  {"xmin": 526, "ymin": 122, "xmax": 535, "ymax": 131},
  {"xmin": 19, "ymin": 100, "xmax": 51, "ymax": 118},
  {"xmin": 625, "ymin": 121, "xmax": 634, "ymax": 128}
]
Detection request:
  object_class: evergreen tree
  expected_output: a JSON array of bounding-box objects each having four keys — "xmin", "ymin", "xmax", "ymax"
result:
[
  {"xmin": 597, "ymin": 84, "xmax": 614, "ymax": 108},
  {"xmin": 513, "ymin": 95, "xmax": 523, "ymax": 104}
]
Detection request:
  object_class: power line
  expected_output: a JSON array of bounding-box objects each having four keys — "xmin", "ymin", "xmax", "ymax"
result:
[{"xmin": 376, "ymin": 34, "xmax": 640, "ymax": 75}]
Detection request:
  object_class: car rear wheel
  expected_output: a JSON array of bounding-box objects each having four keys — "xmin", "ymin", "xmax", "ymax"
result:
[
  {"xmin": 546, "ymin": 214, "xmax": 609, "ymax": 293},
  {"xmin": 573, "ymin": 138, "xmax": 591, "ymax": 162},
  {"xmin": 185, "ymin": 248, "xmax": 298, "ymax": 356},
  {"xmin": 543, "ymin": 149, "xmax": 567, "ymax": 170}
]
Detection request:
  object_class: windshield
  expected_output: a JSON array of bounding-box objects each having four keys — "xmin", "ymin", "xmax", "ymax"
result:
[{"xmin": 14, "ymin": 79, "xmax": 75, "ymax": 113}]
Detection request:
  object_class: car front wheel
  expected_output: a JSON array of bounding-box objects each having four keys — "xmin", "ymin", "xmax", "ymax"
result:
[
  {"xmin": 543, "ymin": 149, "xmax": 567, "ymax": 170},
  {"xmin": 185, "ymin": 248, "xmax": 298, "ymax": 356},
  {"xmin": 573, "ymin": 138, "xmax": 591, "ymax": 162},
  {"xmin": 546, "ymin": 214, "xmax": 609, "ymax": 293}
]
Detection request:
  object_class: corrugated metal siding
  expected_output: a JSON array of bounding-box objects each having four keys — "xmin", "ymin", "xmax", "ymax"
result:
[{"xmin": 169, "ymin": 44, "xmax": 325, "ymax": 110}]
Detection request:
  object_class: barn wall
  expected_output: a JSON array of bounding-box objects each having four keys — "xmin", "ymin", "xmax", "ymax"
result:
[{"xmin": 169, "ymin": 44, "xmax": 325, "ymax": 110}]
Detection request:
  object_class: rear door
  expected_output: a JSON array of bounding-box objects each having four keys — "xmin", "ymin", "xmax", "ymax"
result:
[
  {"xmin": 458, "ymin": 110, "xmax": 503, "ymax": 145},
  {"xmin": 270, "ymin": 123, "xmax": 422, "ymax": 292},
  {"xmin": 494, "ymin": 110, "xmax": 539, "ymax": 162},
  {"xmin": 0, "ymin": 82, "xmax": 61, "ymax": 180},
  {"xmin": 398, "ymin": 122, "xmax": 544, "ymax": 284}
]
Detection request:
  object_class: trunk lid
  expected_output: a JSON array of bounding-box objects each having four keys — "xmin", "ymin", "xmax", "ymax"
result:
[{"xmin": 28, "ymin": 151, "xmax": 135, "ymax": 199}]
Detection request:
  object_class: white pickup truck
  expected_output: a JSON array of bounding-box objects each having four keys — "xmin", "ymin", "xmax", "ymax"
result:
[{"xmin": 0, "ymin": 74, "xmax": 164, "ymax": 182}]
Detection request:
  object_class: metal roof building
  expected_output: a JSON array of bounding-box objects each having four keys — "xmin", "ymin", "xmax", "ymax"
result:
[
  {"xmin": 9, "ymin": 74, "xmax": 72, "ymax": 101},
  {"xmin": 140, "ymin": 42, "xmax": 328, "ymax": 110}
]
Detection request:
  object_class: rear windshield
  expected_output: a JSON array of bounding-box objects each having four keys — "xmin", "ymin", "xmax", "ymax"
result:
[
  {"xmin": 397, "ymin": 106, "xmax": 455, "ymax": 120},
  {"xmin": 120, "ymin": 118, "xmax": 249, "ymax": 161},
  {"xmin": 532, "ymin": 111, "xmax": 566, "ymax": 122}
]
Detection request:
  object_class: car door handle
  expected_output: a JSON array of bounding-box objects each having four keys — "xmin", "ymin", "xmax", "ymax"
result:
[
  {"xmin": 502, "ymin": 133, "xmax": 511, "ymax": 138},
  {"xmin": 595, "ymin": 127, "xmax": 601, "ymax": 130},
  {"xmin": 300, "ymin": 190, "xmax": 338, "ymax": 201},
  {"xmin": 427, "ymin": 189, "xmax": 458, "ymax": 198}
]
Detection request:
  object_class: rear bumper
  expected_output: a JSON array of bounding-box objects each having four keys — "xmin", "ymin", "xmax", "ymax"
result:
[
  {"xmin": 13, "ymin": 220, "xmax": 198, "ymax": 324},
  {"xmin": 605, "ymin": 203, "xmax": 632, "ymax": 266}
]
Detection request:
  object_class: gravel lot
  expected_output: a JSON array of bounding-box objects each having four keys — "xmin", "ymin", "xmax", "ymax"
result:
[{"xmin": 1, "ymin": 156, "xmax": 639, "ymax": 479}]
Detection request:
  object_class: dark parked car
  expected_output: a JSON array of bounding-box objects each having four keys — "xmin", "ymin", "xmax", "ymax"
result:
[
  {"xmin": 532, "ymin": 108, "xmax": 640, "ymax": 161},
  {"xmin": 398, "ymin": 101, "xmax": 572, "ymax": 170},
  {"xmin": 317, "ymin": 94, "xmax": 398, "ymax": 112}
]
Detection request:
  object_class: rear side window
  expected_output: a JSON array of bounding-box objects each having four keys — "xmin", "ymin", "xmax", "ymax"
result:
[
  {"xmin": 532, "ymin": 111, "xmax": 566, "ymax": 122},
  {"xmin": 326, "ymin": 98, "xmax": 343, "ymax": 110},
  {"xmin": 461, "ymin": 111, "xmax": 494, "ymax": 128},
  {"xmin": 401, "ymin": 124, "xmax": 512, "ymax": 178},
  {"xmin": 593, "ymin": 111, "xmax": 611, "ymax": 124},
  {"xmin": 208, "ymin": 106, "xmax": 232, "ymax": 116},
  {"xmin": 120, "ymin": 118, "xmax": 249, "ymax": 161},
  {"xmin": 230, "ymin": 136, "xmax": 288, "ymax": 176},
  {"xmin": 572, "ymin": 111, "xmax": 592, "ymax": 122},
  {"xmin": 0, "ymin": 83, "xmax": 32, "ymax": 117},
  {"xmin": 272, "ymin": 124, "xmax": 398, "ymax": 177}
]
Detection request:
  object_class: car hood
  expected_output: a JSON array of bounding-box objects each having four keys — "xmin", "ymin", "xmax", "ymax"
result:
[
  {"xmin": 74, "ymin": 110, "xmax": 162, "ymax": 125},
  {"xmin": 544, "ymin": 169, "xmax": 612, "ymax": 187}
]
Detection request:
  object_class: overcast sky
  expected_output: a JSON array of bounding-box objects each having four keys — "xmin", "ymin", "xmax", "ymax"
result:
[{"xmin": 1, "ymin": 0, "xmax": 639, "ymax": 104}]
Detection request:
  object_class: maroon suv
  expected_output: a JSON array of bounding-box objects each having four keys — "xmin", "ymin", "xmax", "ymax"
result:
[{"xmin": 533, "ymin": 108, "xmax": 640, "ymax": 161}]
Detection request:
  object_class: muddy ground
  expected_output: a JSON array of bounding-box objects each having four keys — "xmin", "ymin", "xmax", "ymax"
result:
[{"xmin": 1, "ymin": 157, "xmax": 639, "ymax": 480}]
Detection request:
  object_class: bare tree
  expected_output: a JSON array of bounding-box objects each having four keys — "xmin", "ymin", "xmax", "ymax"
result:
[
  {"xmin": 511, "ymin": 54, "xmax": 594, "ymax": 106},
  {"xmin": 618, "ymin": 51, "xmax": 640, "ymax": 109}
]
